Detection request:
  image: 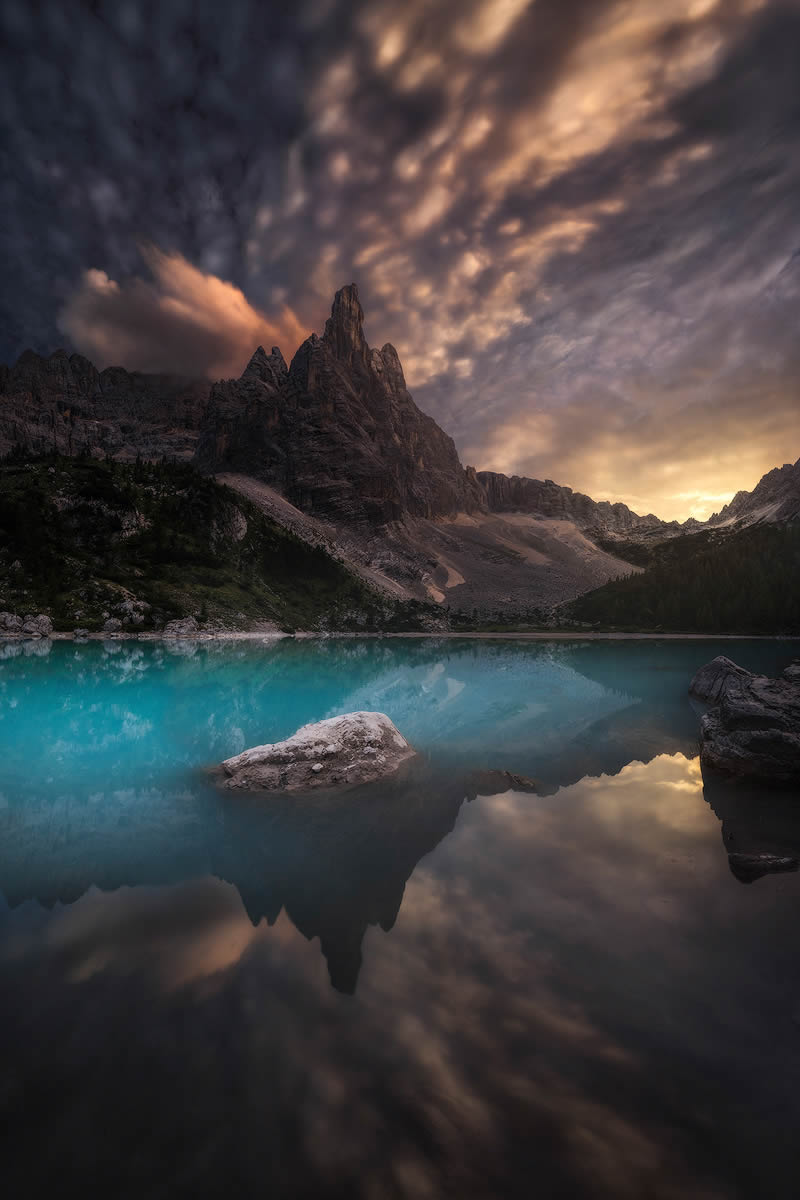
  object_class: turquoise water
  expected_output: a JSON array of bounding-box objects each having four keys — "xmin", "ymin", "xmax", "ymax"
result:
[{"xmin": 1, "ymin": 636, "xmax": 800, "ymax": 1197}]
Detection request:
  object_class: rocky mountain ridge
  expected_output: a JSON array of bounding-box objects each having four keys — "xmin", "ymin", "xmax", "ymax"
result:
[
  {"xmin": 195, "ymin": 284, "xmax": 485, "ymax": 524},
  {"xmin": 2, "ymin": 282, "xmax": 797, "ymax": 617},
  {"xmin": 0, "ymin": 348, "xmax": 206, "ymax": 460},
  {"xmin": 707, "ymin": 457, "xmax": 800, "ymax": 527},
  {"xmin": 476, "ymin": 470, "xmax": 676, "ymax": 536},
  {"xmin": 3, "ymin": 284, "xmax": 796, "ymax": 542}
]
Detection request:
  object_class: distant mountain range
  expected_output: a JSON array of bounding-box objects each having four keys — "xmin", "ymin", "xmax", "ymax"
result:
[{"xmin": 1, "ymin": 283, "xmax": 797, "ymax": 618}]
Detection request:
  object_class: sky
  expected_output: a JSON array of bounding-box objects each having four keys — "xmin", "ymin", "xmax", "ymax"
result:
[{"xmin": 1, "ymin": 0, "xmax": 799, "ymax": 520}]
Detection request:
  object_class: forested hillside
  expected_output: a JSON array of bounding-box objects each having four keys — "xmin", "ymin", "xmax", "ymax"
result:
[
  {"xmin": 0, "ymin": 451, "xmax": 426, "ymax": 632},
  {"xmin": 569, "ymin": 524, "xmax": 800, "ymax": 633}
]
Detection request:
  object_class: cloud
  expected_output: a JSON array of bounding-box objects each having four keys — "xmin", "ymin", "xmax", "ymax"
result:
[
  {"xmin": 1, "ymin": 0, "xmax": 797, "ymax": 515},
  {"xmin": 57, "ymin": 246, "xmax": 308, "ymax": 378}
]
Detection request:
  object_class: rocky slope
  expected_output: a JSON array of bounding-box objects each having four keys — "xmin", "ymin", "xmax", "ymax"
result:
[
  {"xmin": 196, "ymin": 284, "xmax": 485, "ymax": 524},
  {"xmin": 707, "ymin": 456, "xmax": 800, "ymax": 527},
  {"xmin": 0, "ymin": 455, "xmax": 427, "ymax": 632}
]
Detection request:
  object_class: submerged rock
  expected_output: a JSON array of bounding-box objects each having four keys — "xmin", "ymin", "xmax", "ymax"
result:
[
  {"xmin": 728, "ymin": 852, "xmax": 799, "ymax": 884},
  {"xmin": 219, "ymin": 712, "xmax": 416, "ymax": 791},
  {"xmin": 163, "ymin": 616, "xmax": 199, "ymax": 637},
  {"xmin": 690, "ymin": 658, "xmax": 800, "ymax": 785}
]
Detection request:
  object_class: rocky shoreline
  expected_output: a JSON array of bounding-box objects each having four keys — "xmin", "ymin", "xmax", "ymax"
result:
[{"xmin": 2, "ymin": 629, "xmax": 799, "ymax": 644}]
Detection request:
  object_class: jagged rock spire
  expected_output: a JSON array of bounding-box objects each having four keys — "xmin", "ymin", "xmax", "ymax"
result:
[
  {"xmin": 241, "ymin": 344, "xmax": 288, "ymax": 388},
  {"xmin": 322, "ymin": 283, "xmax": 369, "ymax": 365}
]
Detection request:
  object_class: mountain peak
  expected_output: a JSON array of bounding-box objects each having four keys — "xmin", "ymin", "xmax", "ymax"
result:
[
  {"xmin": 241, "ymin": 344, "xmax": 288, "ymax": 388},
  {"xmin": 322, "ymin": 283, "xmax": 368, "ymax": 364}
]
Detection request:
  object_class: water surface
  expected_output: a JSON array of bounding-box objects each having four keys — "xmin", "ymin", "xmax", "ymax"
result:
[{"xmin": 1, "ymin": 637, "xmax": 799, "ymax": 1198}]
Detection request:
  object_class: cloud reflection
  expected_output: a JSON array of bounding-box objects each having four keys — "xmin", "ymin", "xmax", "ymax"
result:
[{"xmin": 3, "ymin": 749, "xmax": 785, "ymax": 1196}]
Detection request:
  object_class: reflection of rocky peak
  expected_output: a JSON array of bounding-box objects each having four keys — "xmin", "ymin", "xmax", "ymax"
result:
[
  {"xmin": 217, "ymin": 767, "xmax": 469, "ymax": 993},
  {"xmin": 0, "ymin": 763, "xmax": 472, "ymax": 995}
]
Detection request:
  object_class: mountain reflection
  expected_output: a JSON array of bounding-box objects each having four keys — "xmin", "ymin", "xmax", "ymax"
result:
[
  {"xmin": 5, "ymin": 751, "xmax": 800, "ymax": 1198},
  {"xmin": 1, "ymin": 637, "xmax": 799, "ymax": 993}
]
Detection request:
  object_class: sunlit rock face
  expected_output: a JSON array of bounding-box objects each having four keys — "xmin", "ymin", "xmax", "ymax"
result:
[
  {"xmin": 195, "ymin": 284, "xmax": 486, "ymax": 524},
  {"xmin": 0, "ymin": 349, "xmax": 209, "ymax": 460}
]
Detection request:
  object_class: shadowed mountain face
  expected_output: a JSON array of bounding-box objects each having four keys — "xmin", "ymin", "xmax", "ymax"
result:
[
  {"xmin": 195, "ymin": 284, "xmax": 486, "ymax": 524},
  {"xmin": 0, "ymin": 349, "xmax": 208, "ymax": 460}
]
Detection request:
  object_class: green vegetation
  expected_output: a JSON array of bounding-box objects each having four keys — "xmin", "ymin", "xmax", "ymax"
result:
[
  {"xmin": 569, "ymin": 523, "xmax": 800, "ymax": 633},
  {"xmin": 0, "ymin": 451, "xmax": 429, "ymax": 632}
]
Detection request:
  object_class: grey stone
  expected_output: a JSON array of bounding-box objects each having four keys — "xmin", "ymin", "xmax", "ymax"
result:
[
  {"xmin": 21, "ymin": 613, "xmax": 53, "ymax": 637},
  {"xmin": 692, "ymin": 658, "xmax": 800, "ymax": 785},
  {"xmin": 163, "ymin": 616, "xmax": 199, "ymax": 637},
  {"xmin": 220, "ymin": 712, "xmax": 417, "ymax": 792},
  {"xmin": 102, "ymin": 618, "xmax": 123, "ymax": 633},
  {"xmin": 689, "ymin": 655, "xmax": 754, "ymax": 703}
]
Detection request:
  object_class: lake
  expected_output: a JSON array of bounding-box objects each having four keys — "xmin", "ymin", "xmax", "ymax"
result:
[{"xmin": 1, "ymin": 636, "xmax": 799, "ymax": 1198}]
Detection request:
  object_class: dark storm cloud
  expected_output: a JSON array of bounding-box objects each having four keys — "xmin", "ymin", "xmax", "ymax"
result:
[{"xmin": 1, "ymin": 0, "xmax": 797, "ymax": 516}]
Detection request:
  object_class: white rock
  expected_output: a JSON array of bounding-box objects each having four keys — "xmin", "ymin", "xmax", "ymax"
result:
[{"xmin": 220, "ymin": 712, "xmax": 416, "ymax": 792}]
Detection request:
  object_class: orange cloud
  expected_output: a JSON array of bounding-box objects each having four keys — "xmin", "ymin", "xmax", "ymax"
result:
[{"xmin": 58, "ymin": 246, "xmax": 308, "ymax": 379}]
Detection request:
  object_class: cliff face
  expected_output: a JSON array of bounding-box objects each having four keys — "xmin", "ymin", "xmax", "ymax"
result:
[
  {"xmin": 195, "ymin": 283, "xmax": 485, "ymax": 524},
  {"xmin": 477, "ymin": 471, "xmax": 670, "ymax": 534},
  {"xmin": 0, "ymin": 348, "xmax": 209, "ymax": 460}
]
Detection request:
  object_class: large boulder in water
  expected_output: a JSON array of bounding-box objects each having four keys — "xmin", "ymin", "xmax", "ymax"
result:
[
  {"xmin": 690, "ymin": 658, "xmax": 800, "ymax": 785},
  {"xmin": 220, "ymin": 712, "xmax": 416, "ymax": 791}
]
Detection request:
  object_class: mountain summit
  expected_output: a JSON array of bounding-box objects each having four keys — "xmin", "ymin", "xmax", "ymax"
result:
[{"xmin": 196, "ymin": 283, "xmax": 485, "ymax": 523}]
